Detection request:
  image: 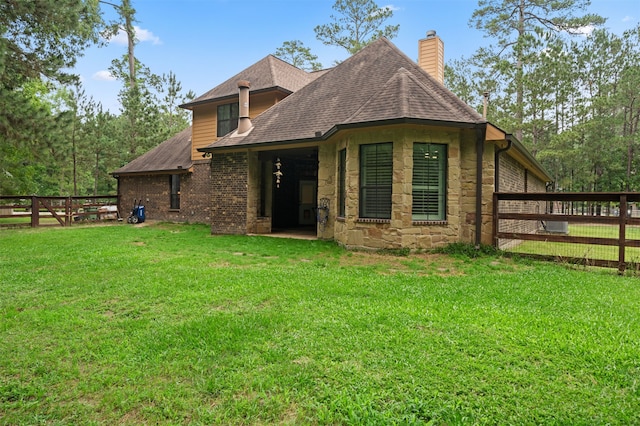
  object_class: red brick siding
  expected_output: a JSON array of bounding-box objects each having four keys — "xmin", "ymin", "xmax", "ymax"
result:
[
  {"xmin": 211, "ymin": 152, "xmax": 248, "ymax": 234},
  {"xmin": 117, "ymin": 161, "xmax": 211, "ymax": 223},
  {"xmin": 497, "ymin": 154, "xmax": 546, "ymax": 239}
]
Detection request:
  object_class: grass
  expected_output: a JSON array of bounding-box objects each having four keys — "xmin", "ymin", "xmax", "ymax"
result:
[
  {"xmin": 1, "ymin": 223, "xmax": 640, "ymax": 424},
  {"xmin": 508, "ymin": 224, "xmax": 640, "ymax": 264}
]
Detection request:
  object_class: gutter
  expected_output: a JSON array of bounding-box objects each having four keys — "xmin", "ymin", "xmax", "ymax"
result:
[
  {"xmin": 111, "ymin": 167, "xmax": 192, "ymax": 178},
  {"xmin": 198, "ymin": 118, "xmax": 480, "ymax": 153},
  {"xmin": 494, "ymin": 135, "xmax": 513, "ymax": 192}
]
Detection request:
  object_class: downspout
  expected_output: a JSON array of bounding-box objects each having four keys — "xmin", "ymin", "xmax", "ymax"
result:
[
  {"xmin": 475, "ymin": 123, "xmax": 487, "ymax": 248},
  {"xmin": 494, "ymin": 136, "xmax": 513, "ymax": 193}
]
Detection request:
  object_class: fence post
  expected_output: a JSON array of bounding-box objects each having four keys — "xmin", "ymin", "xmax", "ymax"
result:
[
  {"xmin": 65, "ymin": 197, "xmax": 72, "ymax": 226},
  {"xmin": 619, "ymin": 195, "xmax": 627, "ymax": 274},
  {"xmin": 30, "ymin": 196, "xmax": 39, "ymax": 227}
]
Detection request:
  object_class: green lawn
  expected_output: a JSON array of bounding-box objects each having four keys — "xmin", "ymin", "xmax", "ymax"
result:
[{"xmin": 1, "ymin": 223, "xmax": 639, "ymax": 424}]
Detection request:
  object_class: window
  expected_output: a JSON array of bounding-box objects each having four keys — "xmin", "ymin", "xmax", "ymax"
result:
[
  {"xmin": 338, "ymin": 148, "xmax": 346, "ymax": 217},
  {"xmin": 412, "ymin": 143, "xmax": 446, "ymax": 221},
  {"xmin": 359, "ymin": 143, "xmax": 392, "ymax": 219},
  {"xmin": 170, "ymin": 174, "xmax": 180, "ymax": 210},
  {"xmin": 217, "ymin": 102, "xmax": 239, "ymax": 137}
]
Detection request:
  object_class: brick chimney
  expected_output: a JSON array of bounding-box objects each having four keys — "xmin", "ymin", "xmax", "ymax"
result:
[
  {"xmin": 237, "ymin": 80, "xmax": 252, "ymax": 134},
  {"xmin": 418, "ymin": 30, "xmax": 444, "ymax": 85}
]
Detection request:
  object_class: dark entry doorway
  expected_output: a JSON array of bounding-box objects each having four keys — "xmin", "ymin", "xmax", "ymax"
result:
[{"xmin": 268, "ymin": 148, "xmax": 318, "ymax": 230}]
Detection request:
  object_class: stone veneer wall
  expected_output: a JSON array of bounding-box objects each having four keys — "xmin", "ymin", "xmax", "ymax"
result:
[
  {"xmin": 328, "ymin": 125, "xmax": 494, "ymax": 250},
  {"xmin": 117, "ymin": 161, "xmax": 211, "ymax": 223},
  {"xmin": 211, "ymin": 152, "xmax": 248, "ymax": 234},
  {"xmin": 317, "ymin": 143, "xmax": 337, "ymax": 240}
]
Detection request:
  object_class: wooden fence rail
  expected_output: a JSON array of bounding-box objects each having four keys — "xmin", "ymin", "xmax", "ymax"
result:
[
  {"xmin": 0, "ymin": 195, "xmax": 120, "ymax": 228},
  {"xmin": 494, "ymin": 192, "xmax": 640, "ymax": 273}
]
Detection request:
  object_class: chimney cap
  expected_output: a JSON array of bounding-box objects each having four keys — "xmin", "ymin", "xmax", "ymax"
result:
[
  {"xmin": 426, "ymin": 29, "xmax": 437, "ymax": 38},
  {"xmin": 237, "ymin": 80, "xmax": 251, "ymax": 88}
]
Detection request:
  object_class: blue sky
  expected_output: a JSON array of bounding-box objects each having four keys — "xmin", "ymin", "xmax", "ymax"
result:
[{"xmin": 74, "ymin": 0, "xmax": 639, "ymax": 113}]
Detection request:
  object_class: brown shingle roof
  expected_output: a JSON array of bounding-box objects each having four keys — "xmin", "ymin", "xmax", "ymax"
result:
[
  {"xmin": 112, "ymin": 126, "xmax": 192, "ymax": 175},
  {"xmin": 181, "ymin": 55, "xmax": 322, "ymax": 108},
  {"xmin": 204, "ymin": 38, "xmax": 484, "ymax": 150}
]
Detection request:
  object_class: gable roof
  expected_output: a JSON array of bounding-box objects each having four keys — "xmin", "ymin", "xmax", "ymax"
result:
[
  {"xmin": 203, "ymin": 38, "xmax": 484, "ymax": 151},
  {"xmin": 112, "ymin": 126, "xmax": 192, "ymax": 176},
  {"xmin": 181, "ymin": 55, "xmax": 325, "ymax": 108}
]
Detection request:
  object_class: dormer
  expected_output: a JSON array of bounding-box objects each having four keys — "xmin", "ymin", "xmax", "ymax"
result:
[{"xmin": 180, "ymin": 55, "xmax": 326, "ymax": 161}]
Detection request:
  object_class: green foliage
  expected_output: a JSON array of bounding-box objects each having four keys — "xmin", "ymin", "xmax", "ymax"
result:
[
  {"xmin": 0, "ymin": 1, "xmax": 194, "ymax": 196},
  {"xmin": 109, "ymin": 57, "xmax": 192, "ymax": 166},
  {"xmin": 0, "ymin": 0, "xmax": 103, "ymax": 88},
  {"xmin": 434, "ymin": 242, "xmax": 502, "ymax": 258},
  {"xmin": 1, "ymin": 224, "xmax": 639, "ymax": 424},
  {"xmin": 274, "ymin": 40, "xmax": 323, "ymax": 71},
  {"xmin": 447, "ymin": 1, "xmax": 640, "ymax": 192},
  {"xmin": 314, "ymin": 0, "xmax": 399, "ymax": 54}
]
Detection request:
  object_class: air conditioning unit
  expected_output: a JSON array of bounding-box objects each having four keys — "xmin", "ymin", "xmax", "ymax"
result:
[{"xmin": 545, "ymin": 221, "xmax": 568, "ymax": 234}]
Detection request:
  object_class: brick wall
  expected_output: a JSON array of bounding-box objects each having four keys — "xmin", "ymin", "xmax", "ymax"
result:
[
  {"xmin": 211, "ymin": 152, "xmax": 248, "ymax": 234},
  {"xmin": 117, "ymin": 161, "xmax": 211, "ymax": 223},
  {"xmin": 497, "ymin": 154, "xmax": 546, "ymax": 240}
]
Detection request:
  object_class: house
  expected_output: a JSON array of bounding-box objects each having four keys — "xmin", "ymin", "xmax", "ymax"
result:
[
  {"xmin": 113, "ymin": 32, "xmax": 550, "ymax": 250},
  {"xmin": 113, "ymin": 55, "xmax": 326, "ymax": 223}
]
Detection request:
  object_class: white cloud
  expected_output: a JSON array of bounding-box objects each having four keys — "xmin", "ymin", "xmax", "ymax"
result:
[
  {"xmin": 380, "ymin": 4, "xmax": 400, "ymax": 11},
  {"xmin": 92, "ymin": 70, "xmax": 117, "ymax": 81},
  {"xmin": 135, "ymin": 27, "xmax": 162, "ymax": 45},
  {"xmin": 108, "ymin": 26, "xmax": 161, "ymax": 45},
  {"xmin": 572, "ymin": 24, "xmax": 596, "ymax": 36},
  {"xmin": 623, "ymin": 15, "xmax": 634, "ymax": 22},
  {"xmin": 371, "ymin": 4, "xmax": 400, "ymax": 18}
]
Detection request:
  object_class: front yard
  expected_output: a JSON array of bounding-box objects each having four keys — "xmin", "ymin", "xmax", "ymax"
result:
[{"xmin": 1, "ymin": 223, "xmax": 639, "ymax": 424}]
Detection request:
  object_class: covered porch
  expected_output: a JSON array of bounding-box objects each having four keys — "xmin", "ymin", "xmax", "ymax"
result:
[{"xmin": 248, "ymin": 146, "xmax": 320, "ymax": 238}]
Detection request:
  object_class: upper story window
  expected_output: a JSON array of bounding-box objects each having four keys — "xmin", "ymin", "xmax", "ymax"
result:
[
  {"xmin": 412, "ymin": 143, "xmax": 446, "ymax": 221},
  {"xmin": 217, "ymin": 102, "xmax": 239, "ymax": 137},
  {"xmin": 359, "ymin": 142, "xmax": 393, "ymax": 219}
]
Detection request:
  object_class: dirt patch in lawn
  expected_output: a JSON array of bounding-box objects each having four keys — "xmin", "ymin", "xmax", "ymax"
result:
[{"xmin": 339, "ymin": 251, "xmax": 466, "ymax": 276}]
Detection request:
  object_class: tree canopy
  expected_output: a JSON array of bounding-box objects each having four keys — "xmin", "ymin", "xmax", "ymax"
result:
[
  {"xmin": 0, "ymin": 0, "xmax": 193, "ymax": 196},
  {"xmin": 314, "ymin": 0, "xmax": 399, "ymax": 55},
  {"xmin": 274, "ymin": 40, "xmax": 323, "ymax": 71}
]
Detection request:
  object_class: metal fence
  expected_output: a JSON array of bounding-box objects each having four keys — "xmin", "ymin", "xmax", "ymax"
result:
[
  {"xmin": 493, "ymin": 192, "xmax": 640, "ymax": 273},
  {"xmin": 0, "ymin": 195, "xmax": 120, "ymax": 228}
]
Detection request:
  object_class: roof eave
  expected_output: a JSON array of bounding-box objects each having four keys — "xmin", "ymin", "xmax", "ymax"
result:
[
  {"xmin": 180, "ymin": 86, "xmax": 294, "ymax": 109},
  {"xmin": 112, "ymin": 167, "xmax": 193, "ymax": 178},
  {"xmin": 199, "ymin": 118, "xmax": 486, "ymax": 152}
]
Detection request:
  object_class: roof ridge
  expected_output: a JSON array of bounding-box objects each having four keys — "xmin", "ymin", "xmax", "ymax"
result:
[
  {"xmin": 375, "ymin": 37, "xmax": 484, "ymax": 122},
  {"xmin": 267, "ymin": 55, "xmax": 277, "ymax": 86},
  {"xmin": 344, "ymin": 67, "xmax": 413, "ymax": 123},
  {"xmin": 400, "ymin": 67, "xmax": 465, "ymax": 118},
  {"xmin": 399, "ymin": 68, "xmax": 410, "ymax": 116}
]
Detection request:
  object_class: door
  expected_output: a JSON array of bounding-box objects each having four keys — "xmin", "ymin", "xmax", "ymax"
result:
[{"xmin": 298, "ymin": 180, "xmax": 316, "ymax": 225}]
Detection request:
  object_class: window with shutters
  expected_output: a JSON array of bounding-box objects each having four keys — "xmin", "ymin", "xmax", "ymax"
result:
[
  {"xmin": 217, "ymin": 103, "xmax": 239, "ymax": 137},
  {"xmin": 359, "ymin": 142, "xmax": 392, "ymax": 219},
  {"xmin": 412, "ymin": 143, "xmax": 446, "ymax": 221},
  {"xmin": 338, "ymin": 148, "xmax": 346, "ymax": 217}
]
